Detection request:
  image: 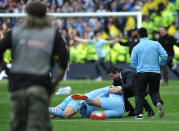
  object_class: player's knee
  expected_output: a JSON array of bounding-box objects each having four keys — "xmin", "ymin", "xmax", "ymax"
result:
[
  {"xmin": 63, "ymin": 111, "xmax": 75, "ymax": 118},
  {"xmin": 63, "ymin": 106, "xmax": 75, "ymax": 118},
  {"xmin": 63, "ymin": 112, "xmax": 71, "ymax": 118},
  {"xmin": 93, "ymin": 98, "xmax": 98, "ymax": 103},
  {"xmin": 92, "ymin": 98, "xmax": 101, "ymax": 107}
]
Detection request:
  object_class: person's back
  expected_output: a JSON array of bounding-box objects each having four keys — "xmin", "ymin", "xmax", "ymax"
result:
[
  {"xmin": 133, "ymin": 38, "xmax": 165, "ymax": 73},
  {"xmin": 11, "ymin": 26, "xmax": 55, "ymax": 76},
  {"xmin": 131, "ymin": 27, "xmax": 167, "ymax": 119}
]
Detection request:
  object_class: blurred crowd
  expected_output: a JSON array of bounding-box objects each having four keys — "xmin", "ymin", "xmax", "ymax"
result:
[{"xmin": 0, "ymin": 0, "xmax": 179, "ymax": 64}]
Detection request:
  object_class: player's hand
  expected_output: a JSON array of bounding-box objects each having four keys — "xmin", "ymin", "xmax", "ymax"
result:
[
  {"xmin": 109, "ymin": 85, "xmax": 122, "ymax": 94},
  {"xmin": 111, "ymin": 85, "xmax": 116, "ymax": 88},
  {"xmin": 116, "ymin": 86, "xmax": 122, "ymax": 94}
]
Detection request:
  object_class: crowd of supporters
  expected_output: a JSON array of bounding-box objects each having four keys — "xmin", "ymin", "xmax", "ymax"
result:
[{"xmin": 0, "ymin": 0, "xmax": 179, "ymax": 64}]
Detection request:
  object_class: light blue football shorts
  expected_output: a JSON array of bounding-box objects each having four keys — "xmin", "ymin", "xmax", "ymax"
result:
[
  {"xmin": 58, "ymin": 95, "xmax": 85, "ymax": 113},
  {"xmin": 99, "ymin": 95, "xmax": 125, "ymax": 118}
]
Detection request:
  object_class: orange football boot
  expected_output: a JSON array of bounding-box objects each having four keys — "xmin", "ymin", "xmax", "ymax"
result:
[
  {"xmin": 90, "ymin": 112, "xmax": 106, "ymax": 120},
  {"xmin": 71, "ymin": 94, "xmax": 88, "ymax": 100}
]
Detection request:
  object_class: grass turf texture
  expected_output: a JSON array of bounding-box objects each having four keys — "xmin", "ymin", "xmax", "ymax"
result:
[{"xmin": 0, "ymin": 80, "xmax": 179, "ymax": 131}]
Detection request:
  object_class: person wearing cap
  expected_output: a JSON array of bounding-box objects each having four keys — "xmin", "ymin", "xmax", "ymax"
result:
[
  {"xmin": 0, "ymin": 2, "xmax": 68, "ymax": 131},
  {"xmin": 118, "ymin": 27, "xmax": 139, "ymax": 55}
]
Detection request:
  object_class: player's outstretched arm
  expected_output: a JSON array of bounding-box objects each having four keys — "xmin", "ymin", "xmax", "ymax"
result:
[
  {"xmin": 106, "ymin": 38, "xmax": 120, "ymax": 44},
  {"xmin": 74, "ymin": 36, "xmax": 90, "ymax": 43}
]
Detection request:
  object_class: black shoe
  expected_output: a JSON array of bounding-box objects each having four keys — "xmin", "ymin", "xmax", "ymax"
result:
[
  {"xmin": 148, "ymin": 111, "xmax": 155, "ymax": 117},
  {"xmin": 134, "ymin": 114, "xmax": 143, "ymax": 120},
  {"xmin": 127, "ymin": 111, "xmax": 135, "ymax": 116}
]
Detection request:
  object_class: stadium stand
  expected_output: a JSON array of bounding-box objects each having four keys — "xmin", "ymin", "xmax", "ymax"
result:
[{"xmin": 0, "ymin": 0, "xmax": 179, "ymax": 79}]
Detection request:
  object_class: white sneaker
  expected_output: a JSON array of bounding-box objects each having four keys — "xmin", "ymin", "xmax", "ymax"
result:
[
  {"xmin": 157, "ymin": 102, "xmax": 164, "ymax": 118},
  {"xmin": 134, "ymin": 114, "xmax": 143, "ymax": 120}
]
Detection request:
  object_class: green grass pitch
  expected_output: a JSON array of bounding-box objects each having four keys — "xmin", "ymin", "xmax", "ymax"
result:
[{"xmin": 0, "ymin": 80, "xmax": 179, "ymax": 131}]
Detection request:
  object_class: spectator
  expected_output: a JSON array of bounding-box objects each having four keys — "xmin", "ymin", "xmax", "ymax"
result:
[
  {"xmin": 84, "ymin": 0, "xmax": 95, "ymax": 12},
  {"xmin": 73, "ymin": 18, "xmax": 87, "ymax": 37},
  {"xmin": 118, "ymin": 27, "xmax": 139, "ymax": 55},
  {"xmin": 1, "ymin": 22, "xmax": 8, "ymax": 35},
  {"xmin": 62, "ymin": 1, "xmax": 72, "ymax": 12},
  {"xmin": 119, "ymin": 0, "xmax": 134, "ymax": 12},
  {"xmin": 110, "ymin": 1, "xmax": 119, "ymax": 12},
  {"xmin": 73, "ymin": 1, "xmax": 84, "ymax": 12},
  {"xmin": 56, "ymin": 0, "xmax": 64, "ymax": 7},
  {"xmin": 142, "ymin": 16, "xmax": 154, "ymax": 39},
  {"xmin": 55, "ymin": 7, "xmax": 61, "ymax": 12},
  {"xmin": 96, "ymin": 4, "xmax": 107, "ymax": 12},
  {"xmin": 141, "ymin": 0, "xmax": 154, "ymax": 16},
  {"xmin": 0, "ymin": 0, "xmax": 178, "ymax": 67},
  {"xmin": 0, "ymin": 2, "xmax": 6, "ymax": 13},
  {"xmin": 14, "ymin": 3, "xmax": 25, "ymax": 13},
  {"xmin": 133, "ymin": 0, "xmax": 142, "ymax": 11},
  {"xmin": 84, "ymin": 26, "xmax": 94, "ymax": 38},
  {"xmin": 159, "ymin": 27, "xmax": 179, "ymax": 86}
]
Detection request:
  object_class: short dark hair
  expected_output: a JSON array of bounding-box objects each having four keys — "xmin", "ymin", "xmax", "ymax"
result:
[
  {"xmin": 107, "ymin": 66, "xmax": 120, "ymax": 74},
  {"xmin": 138, "ymin": 27, "xmax": 148, "ymax": 38},
  {"xmin": 131, "ymin": 27, "xmax": 138, "ymax": 32}
]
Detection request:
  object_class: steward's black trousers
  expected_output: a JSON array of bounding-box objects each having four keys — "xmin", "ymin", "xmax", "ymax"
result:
[
  {"xmin": 134, "ymin": 72, "xmax": 163, "ymax": 115},
  {"xmin": 124, "ymin": 90, "xmax": 153, "ymax": 113}
]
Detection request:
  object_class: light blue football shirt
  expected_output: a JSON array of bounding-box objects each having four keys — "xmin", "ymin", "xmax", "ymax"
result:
[
  {"xmin": 90, "ymin": 39, "xmax": 107, "ymax": 58},
  {"xmin": 131, "ymin": 38, "xmax": 168, "ymax": 73}
]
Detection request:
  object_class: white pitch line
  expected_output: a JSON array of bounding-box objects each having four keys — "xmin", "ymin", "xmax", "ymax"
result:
[
  {"xmin": 52, "ymin": 119, "xmax": 179, "ymax": 124},
  {"xmin": 1, "ymin": 118, "xmax": 179, "ymax": 124}
]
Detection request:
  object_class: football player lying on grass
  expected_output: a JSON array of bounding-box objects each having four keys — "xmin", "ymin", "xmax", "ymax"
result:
[{"xmin": 49, "ymin": 85, "xmax": 125, "ymax": 119}]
